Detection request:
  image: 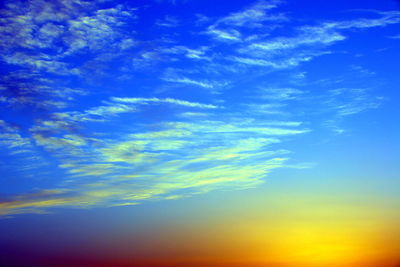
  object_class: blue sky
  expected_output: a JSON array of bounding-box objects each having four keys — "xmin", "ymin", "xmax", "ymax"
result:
[{"xmin": 0, "ymin": 0, "xmax": 399, "ymax": 218}]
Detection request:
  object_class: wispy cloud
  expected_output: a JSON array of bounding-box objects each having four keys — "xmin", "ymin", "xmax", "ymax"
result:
[
  {"xmin": 231, "ymin": 10, "xmax": 400, "ymax": 74},
  {"xmin": 0, "ymin": 189, "xmax": 81, "ymax": 216},
  {"xmin": 156, "ymin": 15, "xmax": 180, "ymax": 27},
  {"xmin": 0, "ymin": 0, "xmax": 138, "ymax": 116},
  {"xmin": 213, "ymin": 0, "xmax": 286, "ymax": 28},
  {"xmin": 327, "ymin": 88, "xmax": 383, "ymax": 117},
  {"xmin": 163, "ymin": 76, "xmax": 217, "ymax": 89},
  {"xmin": 260, "ymin": 88, "xmax": 305, "ymax": 101},
  {"xmin": 111, "ymin": 97, "xmax": 218, "ymax": 109},
  {"xmin": 247, "ymin": 31, "xmax": 345, "ymax": 53},
  {"xmin": 231, "ymin": 56, "xmax": 279, "ymax": 67},
  {"xmin": 205, "ymin": 0, "xmax": 287, "ymax": 42},
  {"xmin": 162, "ymin": 45, "xmax": 210, "ymax": 60},
  {"xmin": 1, "ymin": 100, "xmax": 309, "ymax": 215},
  {"xmin": 323, "ymin": 11, "xmax": 400, "ymax": 30},
  {"xmin": 207, "ymin": 28, "xmax": 242, "ymax": 42},
  {"xmin": 0, "ymin": 120, "xmax": 33, "ymax": 154}
]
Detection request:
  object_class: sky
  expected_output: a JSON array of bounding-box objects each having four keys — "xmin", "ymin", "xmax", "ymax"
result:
[{"xmin": 0, "ymin": 0, "xmax": 399, "ymax": 266}]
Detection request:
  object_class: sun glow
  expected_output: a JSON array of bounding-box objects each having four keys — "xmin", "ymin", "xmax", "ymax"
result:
[{"xmin": 205, "ymin": 193, "xmax": 400, "ymax": 267}]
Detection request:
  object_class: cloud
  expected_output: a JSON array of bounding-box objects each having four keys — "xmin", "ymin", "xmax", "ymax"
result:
[
  {"xmin": 247, "ymin": 31, "xmax": 346, "ymax": 53},
  {"xmin": 156, "ymin": 15, "xmax": 180, "ymax": 27},
  {"xmin": 0, "ymin": 189, "xmax": 81, "ymax": 216},
  {"xmin": 0, "ymin": 120, "xmax": 19, "ymax": 133},
  {"xmin": 231, "ymin": 55, "xmax": 317, "ymax": 70},
  {"xmin": 244, "ymin": 103, "xmax": 288, "ymax": 115},
  {"xmin": 327, "ymin": 88, "xmax": 383, "ymax": 117},
  {"xmin": 171, "ymin": 122, "xmax": 309, "ymax": 136},
  {"xmin": 111, "ymin": 97, "xmax": 218, "ymax": 109},
  {"xmin": 29, "ymin": 97, "xmax": 218, "ymax": 129},
  {"xmin": 260, "ymin": 88, "xmax": 305, "ymax": 101},
  {"xmin": 84, "ymin": 104, "xmax": 136, "ymax": 118},
  {"xmin": 323, "ymin": 11, "xmax": 400, "ymax": 30},
  {"xmin": 1, "ymin": 104, "xmax": 308, "ymax": 215},
  {"xmin": 163, "ymin": 76, "xmax": 217, "ymax": 89},
  {"xmin": 0, "ymin": 120, "xmax": 33, "ymax": 154},
  {"xmin": 0, "ymin": 0, "xmax": 136, "ymax": 54},
  {"xmin": 0, "ymin": 0, "xmax": 139, "ymax": 118},
  {"xmin": 205, "ymin": 0, "xmax": 287, "ymax": 42},
  {"xmin": 60, "ymin": 162, "xmax": 117, "ymax": 177},
  {"xmin": 207, "ymin": 28, "xmax": 242, "ymax": 42},
  {"xmin": 231, "ymin": 10, "xmax": 400, "ymax": 74},
  {"xmin": 213, "ymin": 0, "xmax": 286, "ymax": 28},
  {"xmin": 162, "ymin": 46, "xmax": 210, "ymax": 60},
  {"xmin": 0, "ymin": 133, "xmax": 31, "ymax": 149},
  {"xmin": 232, "ymin": 56, "xmax": 279, "ymax": 67}
]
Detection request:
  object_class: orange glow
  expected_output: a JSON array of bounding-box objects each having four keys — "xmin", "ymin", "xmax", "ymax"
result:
[{"xmin": 142, "ymin": 192, "xmax": 400, "ymax": 267}]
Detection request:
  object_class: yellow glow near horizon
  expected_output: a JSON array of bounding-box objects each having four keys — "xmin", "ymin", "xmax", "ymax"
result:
[
  {"xmin": 177, "ymin": 192, "xmax": 400, "ymax": 267},
  {"xmin": 270, "ymin": 225, "xmax": 369, "ymax": 266}
]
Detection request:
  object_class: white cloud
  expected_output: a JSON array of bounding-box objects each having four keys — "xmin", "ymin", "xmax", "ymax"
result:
[
  {"xmin": 214, "ymin": 0, "xmax": 286, "ymax": 28},
  {"xmin": 156, "ymin": 15, "xmax": 180, "ymax": 27},
  {"xmin": 162, "ymin": 46, "xmax": 209, "ymax": 60},
  {"xmin": 232, "ymin": 56, "xmax": 279, "ymax": 67},
  {"xmin": 207, "ymin": 27, "xmax": 242, "ymax": 41},
  {"xmin": 260, "ymin": 88, "xmax": 304, "ymax": 101},
  {"xmin": 324, "ymin": 11, "xmax": 400, "ymax": 30},
  {"xmin": 205, "ymin": 0, "xmax": 287, "ymax": 43},
  {"xmin": 163, "ymin": 76, "xmax": 216, "ymax": 89},
  {"xmin": 84, "ymin": 104, "xmax": 136, "ymax": 117},
  {"xmin": 111, "ymin": 97, "xmax": 218, "ymax": 109}
]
